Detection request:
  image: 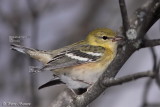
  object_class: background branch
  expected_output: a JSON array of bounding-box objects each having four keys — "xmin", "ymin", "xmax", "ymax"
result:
[
  {"xmin": 141, "ymin": 45, "xmax": 159, "ymax": 107},
  {"xmin": 155, "ymin": 61, "xmax": 160, "ymax": 88},
  {"xmin": 143, "ymin": 103, "xmax": 160, "ymax": 107},
  {"xmin": 141, "ymin": 79, "xmax": 153, "ymax": 107}
]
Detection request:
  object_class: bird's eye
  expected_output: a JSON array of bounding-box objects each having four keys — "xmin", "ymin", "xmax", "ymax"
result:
[{"xmin": 102, "ymin": 36, "xmax": 108, "ymax": 40}]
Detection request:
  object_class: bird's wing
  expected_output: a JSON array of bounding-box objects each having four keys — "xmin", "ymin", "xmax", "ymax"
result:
[{"xmin": 40, "ymin": 45, "xmax": 105, "ymax": 71}]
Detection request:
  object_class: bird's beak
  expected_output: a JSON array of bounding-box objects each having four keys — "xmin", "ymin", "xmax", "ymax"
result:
[{"xmin": 112, "ymin": 36, "xmax": 123, "ymax": 42}]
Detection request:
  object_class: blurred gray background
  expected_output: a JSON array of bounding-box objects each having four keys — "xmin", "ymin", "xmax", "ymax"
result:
[{"xmin": 0, "ymin": 0, "xmax": 159, "ymax": 107}]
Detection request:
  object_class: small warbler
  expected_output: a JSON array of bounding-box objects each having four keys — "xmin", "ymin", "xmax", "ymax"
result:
[{"xmin": 11, "ymin": 28, "xmax": 122, "ymax": 94}]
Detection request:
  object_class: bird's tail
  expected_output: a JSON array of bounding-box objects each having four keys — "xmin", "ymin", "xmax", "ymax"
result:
[
  {"xmin": 11, "ymin": 44, "xmax": 36, "ymax": 54},
  {"xmin": 11, "ymin": 44, "xmax": 51, "ymax": 64}
]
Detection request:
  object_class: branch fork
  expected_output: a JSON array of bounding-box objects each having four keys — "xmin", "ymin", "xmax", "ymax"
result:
[{"xmin": 52, "ymin": 0, "xmax": 160, "ymax": 106}]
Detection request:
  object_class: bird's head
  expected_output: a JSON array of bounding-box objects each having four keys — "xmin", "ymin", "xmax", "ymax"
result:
[{"xmin": 86, "ymin": 28, "xmax": 122, "ymax": 51}]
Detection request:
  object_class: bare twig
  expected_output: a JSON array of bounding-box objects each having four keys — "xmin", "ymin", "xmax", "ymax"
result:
[
  {"xmin": 103, "ymin": 71, "xmax": 154, "ymax": 87},
  {"xmin": 155, "ymin": 61, "xmax": 160, "ymax": 88},
  {"xmin": 141, "ymin": 79, "xmax": 153, "ymax": 107},
  {"xmin": 70, "ymin": 71, "xmax": 154, "ymax": 107},
  {"xmin": 143, "ymin": 103, "xmax": 160, "ymax": 107},
  {"xmin": 119, "ymin": 0, "xmax": 130, "ymax": 37},
  {"xmin": 150, "ymin": 48, "xmax": 157, "ymax": 70},
  {"xmin": 142, "ymin": 39, "xmax": 160, "ymax": 48},
  {"xmin": 141, "ymin": 46, "xmax": 158, "ymax": 107},
  {"xmin": 150, "ymin": 47, "xmax": 160, "ymax": 88},
  {"xmin": 151, "ymin": 47, "xmax": 160, "ymax": 88}
]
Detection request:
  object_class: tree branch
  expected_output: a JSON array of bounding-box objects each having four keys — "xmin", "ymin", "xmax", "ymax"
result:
[
  {"xmin": 119, "ymin": 0, "xmax": 130, "ymax": 37},
  {"xmin": 142, "ymin": 39, "xmax": 160, "ymax": 48},
  {"xmin": 141, "ymin": 46, "xmax": 160, "ymax": 107},
  {"xmin": 150, "ymin": 48, "xmax": 160, "ymax": 88},
  {"xmin": 103, "ymin": 71, "xmax": 154, "ymax": 87},
  {"xmin": 69, "ymin": 71, "xmax": 154, "ymax": 107},
  {"xmin": 155, "ymin": 61, "xmax": 160, "ymax": 88},
  {"xmin": 141, "ymin": 79, "xmax": 153, "ymax": 107},
  {"xmin": 131, "ymin": 0, "xmax": 160, "ymax": 39},
  {"xmin": 142, "ymin": 103, "xmax": 160, "ymax": 107},
  {"xmin": 52, "ymin": 0, "xmax": 160, "ymax": 106},
  {"xmin": 72, "ymin": 0, "xmax": 160, "ymax": 106}
]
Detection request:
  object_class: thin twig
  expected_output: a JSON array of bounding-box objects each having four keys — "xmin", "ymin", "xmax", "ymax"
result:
[
  {"xmin": 142, "ymin": 39, "xmax": 160, "ymax": 48},
  {"xmin": 141, "ymin": 46, "xmax": 158, "ymax": 107},
  {"xmin": 72, "ymin": 71, "xmax": 154, "ymax": 107},
  {"xmin": 150, "ymin": 48, "xmax": 160, "ymax": 88},
  {"xmin": 155, "ymin": 61, "xmax": 160, "ymax": 88},
  {"xmin": 103, "ymin": 71, "xmax": 154, "ymax": 87},
  {"xmin": 143, "ymin": 103, "xmax": 160, "ymax": 107},
  {"xmin": 119, "ymin": 0, "xmax": 130, "ymax": 37},
  {"xmin": 141, "ymin": 79, "xmax": 153, "ymax": 107}
]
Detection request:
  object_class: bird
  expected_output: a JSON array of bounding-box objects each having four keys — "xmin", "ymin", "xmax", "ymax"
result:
[{"xmin": 11, "ymin": 28, "xmax": 122, "ymax": 94}]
